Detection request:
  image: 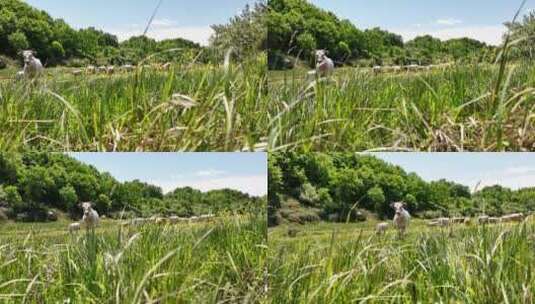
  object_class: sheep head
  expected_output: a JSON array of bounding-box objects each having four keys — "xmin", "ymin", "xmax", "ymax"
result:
[{"xmin": 22, "ymin": 50, "xmax": 35, "ymax": 64}]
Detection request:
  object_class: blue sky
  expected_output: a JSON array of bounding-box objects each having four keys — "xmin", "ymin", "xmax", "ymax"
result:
[
  {"xmin": 310, "ymin": 0, "xmax": 535, "ymax": 45},
  {"xmin": 372, "ymin": 153, "xmax": 535, "ymax": 191},
  {"xmin": 68, "ymin": 153, "xmax": 267, "ymax": 196},
  {"xmin": 25, "ymin": 0, "xmax": 257, "ymax": 45}
]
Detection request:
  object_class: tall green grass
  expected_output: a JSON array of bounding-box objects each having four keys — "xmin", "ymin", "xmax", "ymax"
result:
[
  {"xmin": 0, "ymin": 55, "xmax": 268, "ymax": 151},
  {"xmin": 267, "ymin": 62, "xmax": 535, "ymax": 152},
  {"xmin": 0, "ymin": 215, "xmax": 267, "ymax": 303},
  {"xmin": 268, "ymin": 220, "xmax": 535, "ymax": 303}
]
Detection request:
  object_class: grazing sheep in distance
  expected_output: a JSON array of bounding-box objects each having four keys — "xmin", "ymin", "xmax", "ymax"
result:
[
  {"xmin": 478, "ymin": 215, "xmax": 490, "ymax": 224},
  {"xmin": 122, "ymin": 64, "xmax": 134, "ymax": 72},
  {"xmin": 376, "ymin": 222, "xmax": 389, "ymax": 235},
  {"xmin": 81, "ymin": 202, "xmax": 99, "ymax": 230},
  {"xmin": 427, "ymin": 220, "xmax": 440, "ymax": 227},
  {"xmin": 391, "ymin": 201, "xmax": 410, "ymax": 237},
  {"xmin": 132, "ymin": 218, "xmax": 147, "ymax": 226},
  {"xmin": 71, "ymin": 69, "xmax": 83, "ymax": 76},
  {"xmin": 86, "ymin": 65, "xmax": 96, "ymax": 74},
  {"xmin": 436, "ymin": 217, "xmax": 450, "ymax": 227},
  {"xmin": 501, "ymin": 213, "xmax": 525, "ymax": 223},
  {"xmin": 161, "ymin": 62, "xmax": 172, "ymax": 71},
  {"xmin": 16, "ymin": 70, "xmax": 25, "ymax": 80},
  {"xmin": 106, "ymin": 66, "xmax": 115, "ymax": 75},
  {"xmin": 97, "ymin": 66, "xmax": 107, "ymax": 74},
  {"xmin": 372, "ymin": 66, "xmax": 382, "ymax": 74},
  {"xmin": 463, "ymin": 217, "xmax": 472, "ymax": 225},
  {"xmin": 451, "ymin": 217, "xmax": 465, "ymax": 224},
  {"xmin": 69, "ymin": 222, "xmax": 81, "ymax": 233},
  {"xmin": 488, "ymin": 217, "xmax": 501, "ymax": 224},
  {"xmin": 21, "ymin": 50, "xmax": 44, "ymax": 78},
  {"xmin": 315, "ymin": 49, "xmax": 334, "ymax": 77}
]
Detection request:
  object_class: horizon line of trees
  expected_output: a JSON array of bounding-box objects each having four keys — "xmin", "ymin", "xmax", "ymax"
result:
[
  {"xmin": 268, "ymin": 0, "xmax": 534, "ymax": 70},
  {"xmin": 268, "ymin": 153, "xmax": 535, "ymax": 226},
  {"xmin": 0, "ymin": 153, "xmax": 265, "ymax": 222},
  {"xmin": 0, "ymin": 0, "xmax": 266, "ymax": 69}
]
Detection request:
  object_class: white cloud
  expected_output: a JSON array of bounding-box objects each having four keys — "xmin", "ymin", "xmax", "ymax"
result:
[
  {"xmin": 394, "ymin": 24, "xmax": 507, "ymax": 46},
  {"xmin": 196, "ymin": 169, "xmax": 226, "ymax": 177},
  {"xmin": 149, "ymin": 175, "xmax": 267, "ymax": 196},
  {"xmin": 106, "ymin": 19, "xmax": 214, "ymax": 46},
  {"xmin": 466, "ymin": 166, "xmax": 535, "ymax": 191},
  {"xmin": 436, "ymin": 18, "xmax": 463, "ymax": 26}
]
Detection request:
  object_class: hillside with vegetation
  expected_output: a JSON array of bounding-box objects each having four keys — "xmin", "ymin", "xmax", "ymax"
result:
[
  {"xmin": 268, "ymin": 153, "xmax": 535, "ymax": 226},
  {"xmin": 0, "ymin": 153, "xmax": 265, "ymax": 222},
  {"xmin": 268, "ymin": 0, "xmax": 499, "ymax": 69},
  {"xmin": 0, "ymin": 0, "xmax": 266, "ymax": 68}
]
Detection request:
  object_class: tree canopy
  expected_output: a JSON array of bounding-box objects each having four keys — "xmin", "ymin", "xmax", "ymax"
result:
[
  {"xmin": 267, "ymin": 0, "xmax": 497, "ymax": 69},
  {"xmin": 268, "ymin": 153, "xmax": 535, "ymax": 226},
  {"xmin": 0, "ymin": 0, "xmax": 264, "ymax": 68},
  {"xmin": 0, "ymin": 153, "xmax": 264, "ymax": 222}
]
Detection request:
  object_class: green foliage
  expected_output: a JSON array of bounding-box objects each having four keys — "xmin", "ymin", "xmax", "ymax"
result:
[
  {"xmin": 0, "ymin": 0, "xmax": 263, "ymax": 66},
  {"xmin": 59, "ymin": 185, "xmax": 77, "ymax": 210},
  {"xmin": 267, "ymin": 0, "xmax": 496, "ymax": 69},
  {"xmin": 269, "ymin": 153, "xmax": 535, "ymax": 224},
  {"xmin": 0, "ymin": 153, "xmax": 264, "ymax": 222},
  {"xmin": 210, "ymin": 3, "xmax": 266, "ymax": 59},
  {"xmin": 506, "ymin": 10, "xmax": 535, "ymax": 60},
  {"xmin": 3, "ymin": 185, "xmax": 22, "ymax": 210},
  {"xmin": 0, "ymin": 214, "xmax": 266, "ymax": 302},
  {"xmin": 268, "ymin": 62, "xmax": 535, "ymax": 151},
  {"xmin": 7, "ymin": 31, "xmax": 29, "ymax": 53},
  {"xmin": 270, "ymin": 220, "xmax": 535, "ymax": 302}
]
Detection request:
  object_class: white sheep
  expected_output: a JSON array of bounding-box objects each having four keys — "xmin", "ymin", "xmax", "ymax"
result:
[
  {"xmin": 478, "ymin": 215, "xmax": 490, "ymax": 224},
  {"xmin": 161, "ymin": 62, "xmax": 172, "ymax": 71},
  {"xmin": 427, "ymin": 220, "xmax": 440, "ymax": 227},
  {"xmin": 391, "ymin": 201, "xmax": 410, "ymax": 237},
  {"xmin": 86, "ymin": 65, "xmax": 96, "ymax": 74},
  {"xmin": 501, "ymin": 213, "xmax": 525, "ymax": 223},
  {"xmin": 437, "ymin": 217, "xmax": 450, "ymax": 227},
  {"xmin": 69, "ymin": 222, "xmax": 81, "ymax": 233},
  {"xmin": 81, "ymin": 202, "xmax": 99, "ymax": 230},
  {"xmin": 376, "ymin": 222, "xmax": 389, "ymax": 235},
  {"xmin": 122, "ymin": 64, "xmax": 135, "ymax": 72},
  {"xmin": 21, "ymin": 50, "xmax": 44, "ymax": 78},
  {"xmin": 16, "ymin": 70, "xmax": 25, "ymax": 80},
  {"xmin": 372, "ymin": 66, "xmax": 382, "ymax": 74},
  {"xmin": 106, "ymin": 66, "xmax": 115, "ymax": 75},
  {"xmin": 488, "ymin": 217, "xmax": 501, "ymax": 224},
  {"xmin": 315, "ymin": 50, "xmax": 334, "ymax": 77},
  {"xmin": 168, "ymin": 216, "xmax": 179, "ymax": 224},
  {"xmin": 132, "ymin": 218, "xmax": 147, "ymax": 226}
]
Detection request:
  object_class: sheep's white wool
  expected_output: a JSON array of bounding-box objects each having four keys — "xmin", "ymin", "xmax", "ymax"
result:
[
  {"xmin": 22, "ymin": 50, "xmax": 44, "ymax": 77},
  {"xmin": 81, "ymin": 202, "xmax": 99, "ymax": 229},
  {"xmin": 69, "ymin": 222, "xmax": 81, "ymax": 232},
  {"xmin": 392, "ymin": 202, "xmax": 410, "ymax": 236},
  {"xmin": 376, "ymin": 222, "xmax": 388, "ymax": 234},
  {"xmin": 315, "ymin": 50, "xmax": 334, "ymax": 77}
]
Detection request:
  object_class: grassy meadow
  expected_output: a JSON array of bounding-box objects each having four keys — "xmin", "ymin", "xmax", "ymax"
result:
[
  {"xmin": 267, "ymin": 62, "xmax": 535, "ymax": 152},
  {"xmin": 268, "ymin": 219, "xmax": 535, "ymax": 303},
  {"xmin": 0, "ymin": 55, "xmax": 268, "ymax": 152},
  {"xmin": 0, "ymin": 214, "xmax": 267, "ymax": 303}
]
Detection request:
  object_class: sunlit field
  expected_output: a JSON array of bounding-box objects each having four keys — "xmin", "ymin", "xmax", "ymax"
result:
[
  {"xmin": 268, "ymin": 218, "xmax": 535, "ymax": 303},
  {"xmin": 267, "ymin": 62, "xmax": 535, "ymax": 152},
  {"xmin": 0, "ymin": 215, "xmax": 267, "ymax": 303},
  {"xmin": 0, "ymin": 55, "xmax": 268, "ymax": 152}
]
